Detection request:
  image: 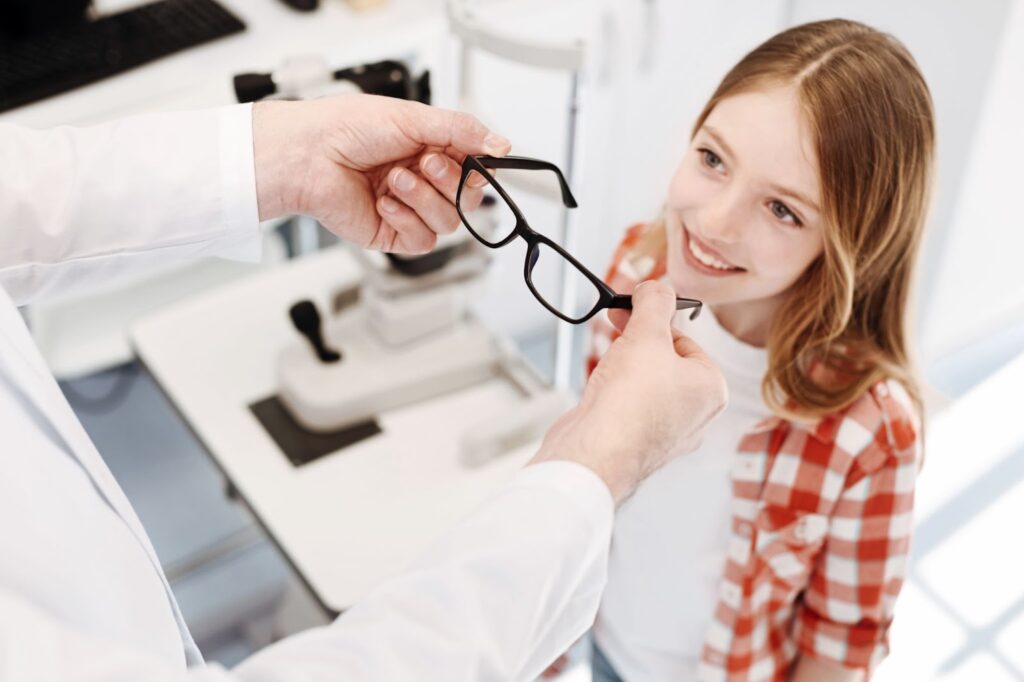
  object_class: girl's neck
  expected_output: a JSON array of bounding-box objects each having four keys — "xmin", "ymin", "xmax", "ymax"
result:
[{"xmin": 710, "ymin": 295, "xmax": 785, "ymax": 348}]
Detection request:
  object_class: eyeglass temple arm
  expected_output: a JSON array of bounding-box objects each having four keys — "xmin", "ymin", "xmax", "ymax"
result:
[
  {"xmin": 471, "ymin": 155, "xmax": 578, "ymax": 208},
  {"xmin": 607, "ymin": 294, "xmax": 703, "ymax": 320}
]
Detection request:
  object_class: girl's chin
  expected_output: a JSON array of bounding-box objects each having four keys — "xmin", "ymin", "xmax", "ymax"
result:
[{"xmin": 667, "ymin": 268, "xmax": 716, "ymax": 305}]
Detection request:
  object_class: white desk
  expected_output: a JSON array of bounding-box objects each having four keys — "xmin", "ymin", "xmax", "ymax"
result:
[
  {"xmin": 131, "ymin": 247, "xmax": 548, "ymax": 614},
  {"xmin": 2, "ymin": 0, "xmax": 448, "ymax": 128}
]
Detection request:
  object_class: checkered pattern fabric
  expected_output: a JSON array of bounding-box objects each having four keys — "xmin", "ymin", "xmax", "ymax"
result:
[{"xmin": 588, "ymin": 223, "xmax": 922, "ymax": 681}]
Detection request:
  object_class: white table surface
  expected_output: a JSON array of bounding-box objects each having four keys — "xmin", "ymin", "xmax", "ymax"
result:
[
  {"xmin": 131, "ymin": 246, "xmax": 547, "ymax": 614},
  {"xmin": 1, "ymin": 0, "xmax": 448, "ymax": 128}
]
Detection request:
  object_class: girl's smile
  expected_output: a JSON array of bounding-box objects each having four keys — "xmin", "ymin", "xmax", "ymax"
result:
[{"xmin": 680, "ymin": 222, "xmax": 746, "ymax": 276}]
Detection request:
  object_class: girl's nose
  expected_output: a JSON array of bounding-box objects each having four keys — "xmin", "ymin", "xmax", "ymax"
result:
[{"xmin": 700, "ymin": 192, "xmax": 744, "ymax": 245}]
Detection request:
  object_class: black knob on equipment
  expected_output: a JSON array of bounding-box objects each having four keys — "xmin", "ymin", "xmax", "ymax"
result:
[{"xmin": 289, "ymin": 300, "xmax": 341, "ymax": 363}]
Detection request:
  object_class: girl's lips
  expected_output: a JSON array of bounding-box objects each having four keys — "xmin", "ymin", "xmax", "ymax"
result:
[{"xmin": 682, "ymin": 226, "xmax": 746, "ymax": 276}]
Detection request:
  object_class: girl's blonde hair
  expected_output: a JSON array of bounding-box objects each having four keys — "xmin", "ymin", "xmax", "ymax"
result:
[{"xmin": 643, "ymin": 19, "xmax": 935, "ymax": 420}]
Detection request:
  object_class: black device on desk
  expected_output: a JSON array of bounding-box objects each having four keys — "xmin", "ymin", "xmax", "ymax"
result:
[
  {"xmin": 0, "ymin": 0, "xmax": 245, "ymax": 113},
  {"xmin": 234, "ymin": 59, "xmax": 431, "ymax": 105},
  {"xmin": 278, "ymin": 0, "xmax": 318, "ymax": 10}
]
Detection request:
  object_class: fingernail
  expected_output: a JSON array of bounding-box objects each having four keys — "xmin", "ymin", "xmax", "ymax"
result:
[
  {"xmin": 467, "ymin": 172, "xmax": 489, "ymax": 188},
  {"xmin": 380, "ymin": 196, "xmax": 399, "ymax": 214},
  {"xmin": 483, "ymin": 133, "xmax": 510, "ymax": 155},
  {"xmin": 392, "ymin": 168, "xmax": 416, "ymax": 192},
  {"xmin": 422, "ymin": 154, "xmax": 446, "ymax": 178}
]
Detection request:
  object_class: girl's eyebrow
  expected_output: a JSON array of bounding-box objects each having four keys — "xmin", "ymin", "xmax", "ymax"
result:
[
  {"xmin": 703, "ymin": 124, "xmax": 820, "ymax": 215},
  {"xmin": 701, "ymin": 125, "xmax": 736, "ymax": 161},
  {"xmin": 768, "ymin": 182, "xmax": 820, "ymax": 214}
]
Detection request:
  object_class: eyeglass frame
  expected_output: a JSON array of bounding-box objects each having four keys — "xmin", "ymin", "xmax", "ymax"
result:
[{"xmin": 454, "ymin": 154, "xmax": 703, "ymax": 324}]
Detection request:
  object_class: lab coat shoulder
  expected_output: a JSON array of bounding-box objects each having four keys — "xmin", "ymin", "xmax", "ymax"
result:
[
  {"xmin": 0, "ymin": 104, "xmax": 261, "ymax": 306},
  {"xmin": 0, "ymin": 461, "xmax": 613, "ymax": 682}
]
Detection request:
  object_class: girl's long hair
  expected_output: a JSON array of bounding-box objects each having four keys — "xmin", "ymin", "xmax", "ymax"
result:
[{"xmin": 645, "ymin": 19, "xmax": 935, "ymax": 420}]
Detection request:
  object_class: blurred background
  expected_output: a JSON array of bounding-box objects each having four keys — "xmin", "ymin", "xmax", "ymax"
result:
[{"xmin": 3, "ymin": 0, "xmax": 1023, "ymax": 679}]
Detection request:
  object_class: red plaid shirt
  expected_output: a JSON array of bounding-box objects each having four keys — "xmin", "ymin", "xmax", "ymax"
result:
[{"xmin": 588, "ymin": 224, "xmax": 922, "ymax": 680}]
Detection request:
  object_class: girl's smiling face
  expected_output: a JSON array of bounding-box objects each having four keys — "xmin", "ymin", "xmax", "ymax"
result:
[{"xmin": 665, "ymin": 86, "xmax": 826, "ymax": 341}]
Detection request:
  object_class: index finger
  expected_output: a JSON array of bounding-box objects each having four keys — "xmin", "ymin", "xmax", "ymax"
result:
[{"xmin": 403, "ymin": 101, "xmax": 511, "ymax": 158}]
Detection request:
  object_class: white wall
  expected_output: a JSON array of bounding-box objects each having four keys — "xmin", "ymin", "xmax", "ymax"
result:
[
  {"xmin": 784, "ymin": 0, "xmax": 1021, "ymax": 362},
  {"xmin": 919, "ymin": 0, "xmax": 1024, "ymax": 360}
]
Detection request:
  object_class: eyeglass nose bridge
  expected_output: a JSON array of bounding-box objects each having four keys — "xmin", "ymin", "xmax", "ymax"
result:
[
  {"xmin": 522, "ymin": 234, "xmax": 553, "ymax": 289},
  {"xmin": 527, "ymin": 241, "xmax": 540, "ymax": 272}
]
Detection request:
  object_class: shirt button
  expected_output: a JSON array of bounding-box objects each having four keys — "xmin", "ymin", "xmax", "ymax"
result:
[{"xmin": 737, "ymin": 521, "xmax": 753, "ymax": 538}]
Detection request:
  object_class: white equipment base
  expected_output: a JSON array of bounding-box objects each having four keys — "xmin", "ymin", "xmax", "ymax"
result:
[{"xmin": 279, "ymin": 309, "xmax": 500, "ymax": 433}]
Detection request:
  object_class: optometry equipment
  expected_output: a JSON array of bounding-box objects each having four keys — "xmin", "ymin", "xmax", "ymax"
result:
[
  {"xmin": 233, "ymin": 57, "xmax": 430, "ymax": 105},
  {"xmin": 275, "ymin": 228, "xmax": 573, "ymax": 466}
]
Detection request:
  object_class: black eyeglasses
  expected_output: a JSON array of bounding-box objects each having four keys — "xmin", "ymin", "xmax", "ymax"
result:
[{"xmin": 455, "ymin": 155, "xmax": 702, "ymax": 324}]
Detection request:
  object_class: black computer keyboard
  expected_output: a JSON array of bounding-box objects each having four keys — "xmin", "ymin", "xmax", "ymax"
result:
[{"xmin": 0, "ymin": 0, "xmax": 246, "ymax": 113}]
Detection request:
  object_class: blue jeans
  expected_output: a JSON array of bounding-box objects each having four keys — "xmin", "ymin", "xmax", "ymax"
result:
[{"xmin": 591, "ymin": 640, "xmax": 626, "ymax": 682}]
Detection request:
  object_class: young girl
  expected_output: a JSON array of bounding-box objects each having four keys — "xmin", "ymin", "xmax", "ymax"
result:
[{"xmin": 585, "ymin": 19, "xmax": 931, "ymax": 682}]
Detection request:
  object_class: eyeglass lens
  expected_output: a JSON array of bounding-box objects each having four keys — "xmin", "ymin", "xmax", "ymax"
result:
[
  {"xmin": 459, "ymin": 169, "xmax": 518, "ymax": 246},
  {"xmin": 527, "ymin": 242, "xmax": 603, "ymax": 322}
]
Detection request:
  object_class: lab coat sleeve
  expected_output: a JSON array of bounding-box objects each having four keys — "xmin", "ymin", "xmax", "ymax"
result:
[
  {"xmin": 0, "ymin": 461, "xmax": 613, "ymax": 682},
  {"xmin": 0, "ymin": 104, "xmax": 261, "ymax": 306}
]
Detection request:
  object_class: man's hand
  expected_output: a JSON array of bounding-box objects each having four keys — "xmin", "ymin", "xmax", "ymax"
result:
[
  {"xmin": 253, "ymin": 95, "xmax": 509, "ymax": 255},
  {"xmin": 531, "ymin": 281, "xmax": 728, "ymax": 504}
]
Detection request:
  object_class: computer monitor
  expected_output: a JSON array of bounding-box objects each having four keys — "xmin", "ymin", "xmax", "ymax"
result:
[
  {"xmin": 0, "ymin": 0, "xmax": 92, "ymax": 39},
  {"xmin": 0, "ymin": 0, "xmax": 245, "ymax": 113}
]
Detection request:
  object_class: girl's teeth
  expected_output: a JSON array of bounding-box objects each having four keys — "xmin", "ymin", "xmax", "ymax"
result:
[{"xmin": 689, "ymin": 237, "xmax": 736, "ymax": 270}]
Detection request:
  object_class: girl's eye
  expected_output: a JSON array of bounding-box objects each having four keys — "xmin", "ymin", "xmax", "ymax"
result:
[
  {"xmin": 699, "ymin": 148, "xmax": 723, "ymax": 170},
  {"xmin": 769, "ymin": 200, "xmax": 802, "ymax": 226}
]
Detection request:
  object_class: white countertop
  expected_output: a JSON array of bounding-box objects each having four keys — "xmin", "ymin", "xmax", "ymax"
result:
[{"xmin": 131, "ymin": 246, "xmax": 549, "ymax": 613}]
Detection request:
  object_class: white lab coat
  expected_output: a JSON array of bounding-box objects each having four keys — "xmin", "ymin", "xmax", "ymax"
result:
[{"xmin": 0, "ymin": 104, "xmax": 613, "ymax": 681}]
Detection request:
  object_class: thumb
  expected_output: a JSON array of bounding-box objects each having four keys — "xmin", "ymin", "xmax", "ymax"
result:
[
  {"xmin": 621, "ymin": 281, "xmax": 676, "ymax": 342},
  {"xmin": 404, "ymin": 102, "xmax": 511, "ymax": 158}
]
